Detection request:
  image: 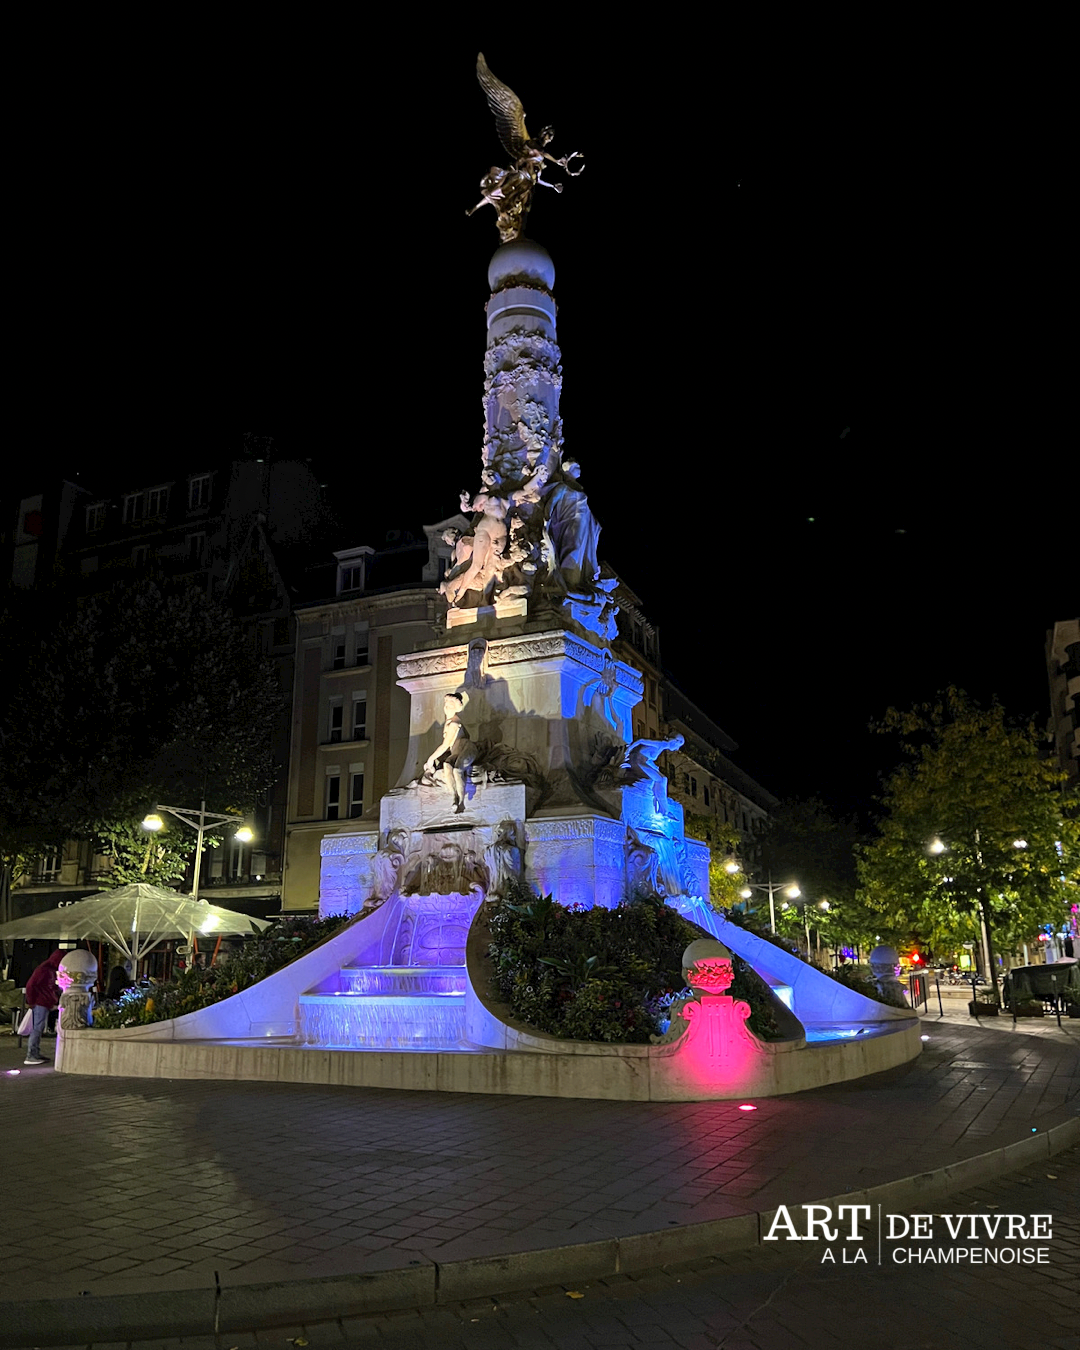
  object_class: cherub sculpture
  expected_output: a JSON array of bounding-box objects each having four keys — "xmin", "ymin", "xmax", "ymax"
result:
[
  {"xmin": 466, "ymin": 53, "xmax": 584, "ymax": 243},
  {"xmin": 440, "ymin": 489, "xmax": 509, "ymax": 606}
]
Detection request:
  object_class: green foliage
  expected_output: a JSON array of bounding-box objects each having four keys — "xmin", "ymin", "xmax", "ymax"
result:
[
  {"xmin": 683, "ymin": 814, "xmax": 748, "ymax": 912},
  {"xmin": 0, "ymin": 575, "xmax": 283, "ymax": 870},
  {"xmin": 488, "ymin": 887, "xmax": 786, "ymax": 1043},
  {"xmin": 859, "ymin": 689, "xmax": 1080, "ymax": 957},
  {"xmin": 91, "ymin": 819, "xmax": 198, "ymax": 889},
  {"xmin": 91, "ymin": 914, "xmax": 350, "ymax": 1028}
]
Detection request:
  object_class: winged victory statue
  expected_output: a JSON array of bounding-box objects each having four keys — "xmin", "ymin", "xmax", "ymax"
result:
[{"xmin": 466, "ymin": 52, "xmax": 584, "ymax": 243}]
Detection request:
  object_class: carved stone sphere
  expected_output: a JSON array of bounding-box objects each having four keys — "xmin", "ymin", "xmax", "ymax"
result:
[
  {"xmin": 488, "ymin": 238, "xmax": 555, "ymax": 293},
  {"xmin": 58, "ymin": 949, "xmax": 99, "ymax": 990},
  {"xmin": 868, "ymin": 944, "xmax": 900, "ymax": 975},
  {"xmin": 682, "ymin": 938, "xmax": 735, "ymax": 994}
]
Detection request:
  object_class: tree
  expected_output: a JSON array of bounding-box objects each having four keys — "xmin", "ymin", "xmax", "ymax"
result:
[
  {"xmin": 723, "ymin": 799, "xmax": 879, "ymax": 955},
  {"xmin": 858, "ymin": 689, "xmax": 1080, "ymax": 987},
  {"xmin": 0, "ymin": 576, "xmax": 283, "ymax": 881},
  {"xmin": 682, "ymin": 813, "xmax": 748, "ymax": 911}
]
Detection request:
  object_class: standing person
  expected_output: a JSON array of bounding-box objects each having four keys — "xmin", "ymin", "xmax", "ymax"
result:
[{"xmin": 23, "ymin": 949, "xmax": 64, "ymax": 1066}]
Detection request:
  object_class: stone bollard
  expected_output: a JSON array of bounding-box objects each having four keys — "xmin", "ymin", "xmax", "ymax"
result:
[
  {"xmin": 57, "ymin": 950, "xmax": 98, "ymax": 1031},
  {"xmin": 868, "ymin": 945, "xmax": 906, "ymax": 1004}
]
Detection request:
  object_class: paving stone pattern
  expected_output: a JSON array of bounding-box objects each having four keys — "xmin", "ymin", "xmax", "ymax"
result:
[
  {"xmin": 35, "ymin": 1145, "xmax": 1080, "ymax": 1349},
  {"xmin": 2, "ymin": 1016, "xmax": 1078, "ymax": 1311},
  {"xmin": 2, "ymin": 1020, "xmax": 1079, "ymax": 1299}
]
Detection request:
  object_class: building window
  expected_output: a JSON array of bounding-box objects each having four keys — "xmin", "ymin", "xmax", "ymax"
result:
[
  {"xmin": 354, "ymin": 627, "xmax": 369, "ymax": 665},
  {"xmin": 132, "ymin": 545, "xmax": 150, "ymax": 569},
  {"xmin": 332, "ymin": 635, "xmax": 347, "ymax": 669},
  {"xmin": 352, "ymin": 698, "xmax": 367, "ymax": 741},
  {"xmin": 689, "ymin": 776, "xmax": 698, "ymax": 797},
  {"xmin": 227, "ymin": 839, "xmax": 246, "ymax": 880},
  {"xmin": 186, "ymin": 532, "xmax": 207, "ymax": 565},
  {"xmin": 273, "ymin": 617, "xmax": 290, "ymax": 647},
  {"xmin": 188, "ymin": 474, "xmax": 211, "ymax": 510},
  {"xmin": 340, "ymin": 564, "xmax": 363, "ymax": 592},
  {"xmin": 37, "ymin": 852, "xmax": 62, "ymax": 883},
  {"xmin": 703, "ymin": 785, "xmax": 711, "ymax": 808},
  {"xmin": 349, "ymin": 772, "xmax": 364, "ymax": 818},
  {"xmin": 85, "ymin": 503, "xmax": 105, "ymax": 533},
  {"xmin": 325, "ymin": 775, "xmax": 341, "ymax": 820},
  {"xmin": 122, "ymin": 492, "xmax": 146, "ymax": 524},
  {"xmin": 147, "ymin": 485, "xmax": 170, "ymax": 517},
  {"xmin": 328, "ymin": 700, "xmax": 343, "ymax": 743}
]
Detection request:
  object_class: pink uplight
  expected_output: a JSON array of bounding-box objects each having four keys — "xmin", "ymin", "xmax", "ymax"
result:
[
  {"xmin": 738, "ymin": 1103, "xmax": 757, "ymax": 1111},
  {"xmin": 6, "ymin": 1069, "xmax": 20, "ymax": 1076}
]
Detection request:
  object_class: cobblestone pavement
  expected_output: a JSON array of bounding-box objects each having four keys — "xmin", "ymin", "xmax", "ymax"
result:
[
  {"xmin": 43, "ymin": 1144, "xmax": 1080, "ymax": 1349},
  {"xmin": 1, "ymin": 1018, "xmax": 1078, "ymax": 1307}
]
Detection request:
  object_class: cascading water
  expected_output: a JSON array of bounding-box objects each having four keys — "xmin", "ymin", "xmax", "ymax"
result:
[{"xmin": 299, "ymin": 892, "xmax": 481, "ymax": 1051}]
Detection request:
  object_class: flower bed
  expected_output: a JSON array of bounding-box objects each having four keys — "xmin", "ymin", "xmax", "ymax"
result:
[
  {"xmin": 91, "ymin": 914, "xmax": 352, "ymax": 1029},
  {"xmin": 487, "ymin": 888, "xmax": 783, "ymax": 1044}
]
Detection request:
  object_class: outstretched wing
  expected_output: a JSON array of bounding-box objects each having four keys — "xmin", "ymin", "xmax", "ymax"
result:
[{"xmin": 477, "ymin": 52, "xmax": 529, "ymax": 159}]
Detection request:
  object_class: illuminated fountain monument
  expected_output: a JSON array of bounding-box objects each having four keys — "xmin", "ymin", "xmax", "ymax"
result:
[
  {"xmin": 57, "ymin": 58, "xmax": 920, "ymax": 1096},
  {"xmin": 305, "ymin": 231, "xmax": 711, "ymax": 1051}
]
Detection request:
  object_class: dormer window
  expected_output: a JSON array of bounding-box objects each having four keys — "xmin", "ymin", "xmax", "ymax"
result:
[
  {"xmin": 123, "ymin": 492, "xmax": 146, "ymax": 524},
  {"xmin": 85, "ymin": 503, "xmax": 105, "ymax": 533},
  {"xmin": 188, "ymin": 474, "xmax": 212, "ymax": 510},
  {"xmin": 334, "ymin": 546, "xmax": 374, "ymax": 596}
]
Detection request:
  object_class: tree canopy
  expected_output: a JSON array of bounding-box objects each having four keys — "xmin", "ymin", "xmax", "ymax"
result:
[
  {"xmin": 0, "ymin": 577, "xmax": 283, "ymax": 873},
  {"xmin": 858, "ymin": 688, "xmax": 1080, "ymax": 959}
]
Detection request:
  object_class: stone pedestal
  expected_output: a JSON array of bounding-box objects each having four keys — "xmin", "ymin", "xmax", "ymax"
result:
[{"xmin": 396, "ymin": 630, "xmax": 642, "ymax": 796}]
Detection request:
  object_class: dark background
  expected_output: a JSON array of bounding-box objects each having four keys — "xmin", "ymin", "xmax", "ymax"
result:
[{"xmin": 30, "ymin": 30, "xmax": 1072, "ymax": 820}]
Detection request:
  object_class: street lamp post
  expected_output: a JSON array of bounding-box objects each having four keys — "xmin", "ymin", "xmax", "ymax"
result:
[
  {"xmin": 736, "ymin": 873, "xmax": 801, "ymax": 934},
  {"xmin": 142, "ymin": 802, "xmax": 253, "ymax": 965},
  {"xmin": 928, "ymin": 834, "xmax": 1027, "ymax": 1007}
]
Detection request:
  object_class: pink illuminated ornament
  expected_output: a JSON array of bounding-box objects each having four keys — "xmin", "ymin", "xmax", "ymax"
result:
[
  {"xmin": 738, "ymin": 1103, "xmax": 757, "ymax": 1111},
  {"xmin": 682, "ymin": 939, "xmax": 737, "ymax": 995},
  {"xmin": 686, "ymin": 958, "xmax": 734, "ymax": 994}
]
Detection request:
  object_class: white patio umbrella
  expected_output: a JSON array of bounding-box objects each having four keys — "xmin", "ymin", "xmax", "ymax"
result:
[{"xmin": 0, "ymin": 882, "xmax": 270, "ymax": 965}]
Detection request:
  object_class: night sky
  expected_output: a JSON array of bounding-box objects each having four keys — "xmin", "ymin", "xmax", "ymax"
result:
[{"xmin": 46, "ymin": 35, "xmax": 1074, "ymax": 820}]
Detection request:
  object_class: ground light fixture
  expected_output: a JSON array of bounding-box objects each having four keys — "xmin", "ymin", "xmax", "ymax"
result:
[{"xmin": 738, "ymin": 1104, "xmax": 757, "ymax": 1111}]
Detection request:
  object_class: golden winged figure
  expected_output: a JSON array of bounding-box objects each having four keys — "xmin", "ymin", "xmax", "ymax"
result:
[{"xmin": 466, "ymin": 52, "xmax": 584, "ymax": 243}]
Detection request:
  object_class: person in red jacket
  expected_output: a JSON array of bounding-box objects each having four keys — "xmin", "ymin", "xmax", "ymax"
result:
[{"xmin": 23, "ymin": 950, "xmax": 64, "ymax": 1065}]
